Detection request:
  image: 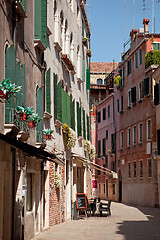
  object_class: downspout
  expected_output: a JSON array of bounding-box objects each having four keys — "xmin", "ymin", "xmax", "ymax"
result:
[{"xmin": 70, "ymin": 157, "xmax": 73, "ymax": 219}]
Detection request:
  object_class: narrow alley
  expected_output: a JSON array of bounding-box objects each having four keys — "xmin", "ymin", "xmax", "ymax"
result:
[{"xmin": 32, "ymin": 202, "xmax": 160, "ymax": 240}]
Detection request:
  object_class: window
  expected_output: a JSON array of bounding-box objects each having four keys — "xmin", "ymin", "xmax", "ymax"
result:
[
  {"xmin": 112, "ymin": 184, "xmax": 115, "ymax": 195},
  {"xmin": 121, "ymin": 96, "xmax": 123, "ymax": 112},
  {"xmin": 138, "ymin": 123, "xmax": 143, "ymax": 143},
  {"xmin": 134, "ymin": 52, "xmax": 138, "ymax": 69},
  {"xmin": 139, "ymin": 160, "xmax": 143, "ymax": 177},
  {"xmin": 97, "ymin": 170, "xmax": 100, "ymax": 175},
  {"xmin": 128, "ymin": 163, "xmax": 131, "ymax": 178},
  {"xmin": 98, "ymin": 140, "xmax": 101, "ymax": 157},
  {"xmin": 105, "ymin": 155, "xmax": 108, "ymax": 167},
  {"xmin": 131, "ymin": 86, "xmax": 136, "ymax": 105},
  {"xmin": 127, "ymin": 128, "xmax": 131, "ymax": 146},
  {"xmin": 148, "ymin": 159, "xmax": 152, "ymax": 177},
  {"xmin": 127, "ymin": 59, "xmax": 131, "ymax": 75},
  {"xmin": 154, "ymin": 83, "xmax": 159, "ymax": 105},
  {"xmin": 144, "ymin": 77, "xmax": 149, "ymax": 96},
  {"xmin": 103, "ymin": 107, "xmax": 106, "ymax": 120},
  {"xmin": 102, "ymin": 138, "xmax": 106, "ymax": 156},
  {"xmin": 128, "ymin": 90, "xmax": 131, "ymax": 107},
  {"xmin": 106, "ymin": 130, "xmax": 108, "ymax": 139},
  {"xmin": 133, "ymin": 162, "xmax": 137, "ymax": 178},
  {"xmin": 139, "ymin": 83, "xmax": 142, "ymax": 100},
  {"xmin": 139, "ymin": 48, "xmax": 142, "ymax": 65},
  {"xmin": 147, "ymin": 120, "xmax": 151, "ymax": 140},
  {"xmin": 26, "ymin": 173, "xmax": 32, "ymax": 211},
  {"xmin": 98, "ymin": 111, "xmax": 101, "ymax": 123},
  {"xmin": 97, "ymin": 78, "xmax": 102, "ymax": 84},
  {"xmin": 133, "ymin": 126, "xmax": 136, "ymax": 144},
  {"xmin": 108, "ymin": 105, "xmax": 110, "ymax": 118},
  {"xmin": 153, "ymin": 43, "xmax": 160, "ymax": 50},
  {"xmin": 111, "ymin": 133, "xmax": 116, "ymax": 153},
  {"xmin": 117, "ymin": 99, "xmax": 119, "ymax": 113},
  {"xmin": 120, "ymin": 131, "xmax": 123, "ymax": 148}
]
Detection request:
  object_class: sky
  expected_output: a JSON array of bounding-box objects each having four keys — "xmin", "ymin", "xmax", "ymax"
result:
[{"xmin": 85, "ymin": 0, "xmax": 160, "ymax": 63}]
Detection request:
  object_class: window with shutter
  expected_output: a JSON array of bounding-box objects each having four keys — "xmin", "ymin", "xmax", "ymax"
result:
[
  {"xmin": 34, "ymin": 0, "xmax": 47, "ymax": 49},
  {"xmin": 98, "ymin": 111, "xmax": 101, "ymax": 123},
  {"xmin": 139, "ymin": 48, "xmax": 142, "ymax": 65},
  {"xmin": 77, "ymin": 102, "xmax": 82, "ymax": 136},
  {"xmin": 46, "ymin": 68, "xmax": 51, "ymax": 114},
  {"xmin": 154, "ymin": 83, "xmax": 159, "ymax": 105},
  {"xmin": 36, "ymin": 87, "xmax": 43, "ymax": 142},
  {"xmin": 57, "ymin": 81, "xmax": 62, "ymax": 122},
  {"xmin": 102, "ymin": 138, "xmax": 106, "ymax": 156},
  {"xmin": 54, "ymin": 73, "xmax": 57, "ymax": 120},
  {"xmin": 16, "ymin": 62, "xmax": 26, "ymax": 107},
  {"xmin": 98, "ymin": 140, "xmax": 101, "ymax": 157},
  {"xmin": 86, "ymin": 68, "xmax": 90, "ymax": 90},
  {"xmin": 134, "ymin": 52, "xmax": 138, "ymax": 69},
  {"xmin": 82, "ymin": 59, "xmax": 85, "ymax": 82},
  {"xmin": 66, "ymin": 93, "xmax": 71, "ymax": 127},
  {"xmin": 111, "ymin": 133, "xmax": 116, "ymax": 153},
  {"xmin": 103, "ymin": 108, "xmax": 106, "ymax": 120},
  {"xmin": 83, "ymin": 109, "xmax": 86, "ymax": 139},
  {"xmin": 121, "ymin": 96, "xmax": 123, "ymax": 111},
  {"xmin": 144, "ymin": 78, "xmax": 149, "ymax": 95},
  {"xmin": 71, "ymin": 99, "xmax": 75, "ymax": 130}
]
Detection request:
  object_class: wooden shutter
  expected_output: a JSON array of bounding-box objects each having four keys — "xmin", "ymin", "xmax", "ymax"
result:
[
  {"xmin": 66, "ymin": 93, "xmax": 71, "ymax": 127},
  {"xmin": 98, "ymin": 140, "xmax": 101, "ymax": 157},
  {"xmin": 83, "ymin": 109, "xmax": 86, "ymax": 140},
  {"xmin": 139, "ymin": 48, "xmax": 142, "ymax": 65},
  {"xmin": 21, "ymin": 0, "xmax": 26, "ymax": 11},
  {"xmin": 102, "ymin": 138, "xmax": 106, "ymax": 156},
  {"xmin": 111, "ymin": 133, "xmax": 116, "ymax": 153},
  {"xmin": 77, "ymin": 102, "xmax": 82, "ymax": 137},
  {"xmin": 16, "ymin": 62, "xmax": 25, "ymax": 108},
  {"xmin": 141, "ymin": 81, "xmax": 144, "ymax": 98},
  {"xmin": 36, "ymin": 87, "xmax": 43, "ymax": 142},
  {"xmin": 61, "ymin": 89, "xmax": 66, "ymax": 124},
  {"xmin": 5, "ymin": 44, "xmax": 16, "ymax": 123},
  {"xmin": 86, "ymin": 68, "xmax": 90, "ymax": 90},
  {"xmin": 79, "ymin": 106, "xmax": 82, "ymax": 136},
  {"xmin": 154, "ymin": 83, "xmax": 159, "ymax": 105},
  {"xmin": 46, "ymin": 68, "xmax": 51, "ymax": 114},
  {"xmin": 144, "ymin": 78, "xmax": 149, "ymax": 95},
  {"xmin": 54, "ymin": 73, "xmax": 57, "ymax": 120},
  {"xmin": 57, "ymin": 81, "xmax": 62, "ymax": 122},
  {"xmin": 82, "ymin": 59, "xmax": 85, "ymax": 82},
  {"xmin": 34, "ymin": 0, "xmax": 47, "ymax": 48}
]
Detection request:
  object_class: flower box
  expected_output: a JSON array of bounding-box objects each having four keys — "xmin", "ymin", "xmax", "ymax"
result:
[
  {"xmin": 28, "ymin": 121, "xmax": 36, "ymax": 128},
  {"xmin": 20, "ymin": 113, "xmax": 27, "ymax": 121},
  {"xmin": 0, "ymin": 89, "xmax": 10, "ymax": 100},
  {"xmin": 46, "ymin": 134, "xmax": 52, "ymax": 140}
]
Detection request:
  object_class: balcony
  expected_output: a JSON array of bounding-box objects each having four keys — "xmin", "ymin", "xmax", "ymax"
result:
[
  {"xmin": 36, "ymin": 131, "xmax": 46, "ymax": 149},
  {"xmin": 61, "ymin": 54, "xmax": 75, "ymax": 74},
  {"xmin": 5, "ymin": 108, "xmax": 29, "ymax": 141},
  {"xmin": 145, "ymin": 50, "xmax": 160, "ymax": 69}
]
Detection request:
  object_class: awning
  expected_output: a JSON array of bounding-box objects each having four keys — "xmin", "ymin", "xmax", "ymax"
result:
[
  {"xmin": 72, "ymin": 153, "xmax": 118, "ymax": 178},
  {"xmin": 0, "ymin": 133, "xmax": 64, "ymax": 165}
]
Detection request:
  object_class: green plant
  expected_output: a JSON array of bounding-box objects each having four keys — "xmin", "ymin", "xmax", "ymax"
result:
[
  {"xmin": 145, "ymin": 50, "xmax": 160, "ymax": 68},
  {"xmin": 28, "ymin": 113, "xmax": 43, "ymax": 123},
  {"xmin": 0, "ymin": 78, "xmax": 22, "ymax": 95},
  {"xmin": 62, "ymin": 124, "xmax": 69, "ymax": 132},
  {"xmin": 54, "ymin": 172, "xmax": 61, "ymax": 188},
  {"xmin": 16, "ymin": 106, "xmax": 25, "ymax": 114},
  {"xmin": 24, "ymin": 106, "xmax": 34, "ymax": 115},
  {"xmin": 114, "ymin": 74, "xmax": 122, "ymax": 87},
  {"xmin": 43, "ymin": 129, "xmax": 54, "ymax": 135}
]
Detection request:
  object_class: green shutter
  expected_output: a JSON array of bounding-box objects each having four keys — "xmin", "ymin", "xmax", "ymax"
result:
[
  {"xmin": 71, "ymin": 99, "xmax": 75, "ymax": 131},
  {"xmin": 20, "ymin": 0, "xmax": 26, "ymax": 11},
  {"xmin": 66, "ymin": 93, "xmax": 71, "ymax": 127},
  {"xmin": 34, "ymin": 0, "xmax": 47, "ymax": 48},
  {"xmin": 16, "ymin": 62, "xmax": 25, "ymax": 107},
  {"xmin": 77, "ymin": 102, "xmax": 82, "ymax": 136},
  {"xmin": 82, "ymin": 59, "xmax": 85, "ymax": 82},
  {"xmin": 54, "ymin": 73, "xmax": 57, "ymax": 120},
  {"xmin": 82, "ymin": 20, "xmax": 84, "ymax": 37},
  {"xmin": 139, "ymin": 48, "xmax": 142, "ymax": 65},
  {"xmin": 62, "ymin": 89, "xmax": 68, "ymax": 124},
  {"xmin": 83, "ymin": 109, "xmax": 86, "ymax": 140},
  {"xmin": 5, "ymin": 44, "xmax": 16, "ymax": 123},
  {"xmin": 77, "ymin": 102, "xmax": 79, "ymax": 136},
  {"xmin": 87, "ymin": 115, "xmax": 90, "ymax": 140},
  {"xmin": 79, "ymin": 106, "xmax": 82, "ymax": 136},
  {"xmin": 36, "ymin": 87, "xmax": 43, "ymax": 142},
  {"xmin": 86, "ymin": 68, "xmax": 90, "ymax": 90},
  {"xmin": 57, "ymin": 81, "xmax": 62, "ymax": 122},
  {"xmin": 102, "ymin": 138, "xmax": 106, "ymax": 156},
  {"xmin": 46, "ymin": 68, "xmax": 51, "ymax": 114}
]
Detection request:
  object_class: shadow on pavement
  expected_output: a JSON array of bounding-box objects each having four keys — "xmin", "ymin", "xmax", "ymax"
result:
[{"xmin": 116, "ymin": 206, "xmax": 160, "ymax": 240}]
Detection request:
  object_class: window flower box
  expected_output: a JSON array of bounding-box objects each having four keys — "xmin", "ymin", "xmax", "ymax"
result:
[
  {"xmin": 0, "ymin": 78, "xmax": 22, "ymax": 102},
  {"xmin": 43, "ymin": 129, "xmax": 54, "ymax": 140},
  {"xmin": 87, "ymin": 49, "xmax": 92, "ymax": 57}
]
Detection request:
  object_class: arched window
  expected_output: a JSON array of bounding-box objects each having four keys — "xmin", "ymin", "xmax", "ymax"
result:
[{"xmin": 97, "ymin": 78, "xmax": 103, "ymax": 84}]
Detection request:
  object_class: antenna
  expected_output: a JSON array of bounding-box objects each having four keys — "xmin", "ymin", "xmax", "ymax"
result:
[
  {"xmin": 152, "ymin": 0, "xmax": 154, "ymax": 33},
  {"xmin": 143, "ymin": 0, "xmax": 146, "ymax": 19},
  {"xmin": 133, "ymin": 0, "xmax": 135, "ymax": 28},
  {"xmin": 124, "ymin": 0, "xmax": 126, "ymax": 53}
]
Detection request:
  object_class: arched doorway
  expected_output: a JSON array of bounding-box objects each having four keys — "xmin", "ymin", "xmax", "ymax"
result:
[{"xmin": 118, "ymin": 170, "xmax": 122, "ymax": 202}]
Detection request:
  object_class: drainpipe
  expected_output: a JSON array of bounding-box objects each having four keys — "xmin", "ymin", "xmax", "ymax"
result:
[{"xmin": 70, "ymin": 158, "xmax": 73, "ymax": 219}]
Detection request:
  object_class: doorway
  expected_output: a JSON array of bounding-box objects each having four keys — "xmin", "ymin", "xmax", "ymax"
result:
[{"xmin": 105, "ymin": 179, "xmax": 108, "ymax": 199}]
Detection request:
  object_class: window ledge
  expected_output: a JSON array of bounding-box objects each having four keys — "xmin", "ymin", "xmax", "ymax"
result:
[
  {"xmin": 54, "ymin": 42, "xmax": 62, "ymax": 52},
  {"xmin": 4, "ymin": 124, "xmax": 20, "ymax": 138},
  {"xmin": 47, "ymin": 27, "xmax": 52, "ymax": 37},
  {"xmin": 34, "ymin": 39, "xmax": 46, "ymax": 51},
  {"xmin": 77, "ymin": 77, "xmax": 82, "ymax": 84},
  {"xmin": 54, "ymin": 119, "xmax": 63, "ymax": 128},
  {"xmin": 17, "ymin": 130, "xmax": 30, "ymax": 142},
  {"xmin": 43, "ymin": 111, "xmax": 52, "ymax": 120}
]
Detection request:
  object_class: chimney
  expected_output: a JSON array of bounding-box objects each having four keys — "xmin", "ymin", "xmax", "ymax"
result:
[
  {"xmin": 143, "ymin": 19, "xmax": 150, "ymax": 35},
  {"xmin": 130, "ymin": 29, "xmax": 138, "ymax": 40}
]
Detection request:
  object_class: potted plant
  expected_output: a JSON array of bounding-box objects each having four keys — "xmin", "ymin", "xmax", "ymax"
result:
[
  {"xmin": 16, "ymin": 106, "xmax": 27, "ymax": 120},
  {"xmin": 24, "ymin": 106, "xmax": 34, "ymax": 116},
  {"xmin": 82, "ymin": 37, "xmax": 88, "ymax": 47},
  {"xmin": 28, "ymin": 113, "xmax": 43, "ymax": 128},
  {"xmin": 114, "ymin": 72, "xmax": 122, "ymax": 87},
  {"xmin": 87, "ymin": 49, "xmax": 92, "ymax": 57},
  {"xmin": 62, "ymin": 124, "xmax": 69, "ymax": 134},
  {"xmin": 0, "ymin": 78, "xmax": 22, "ymax": 102},
  {"xmin": 43, "ymin": 129, "xmax": 54, "ymax": 140}
]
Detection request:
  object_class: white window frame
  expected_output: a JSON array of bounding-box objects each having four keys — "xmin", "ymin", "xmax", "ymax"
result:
[
  {"xmin": 138, "ymin": 123, "xmax": 143, "ymax": 143},
  {"xmin": 128, "ymin": 90, "xmax": 131, "ymax": 107},
  {"xmin": 139, "ymin": 160, "xmax": 143, "ymax": 178},
  {"xmin": 147, "ymin": 119, "xmax": 151, "ymax": 141},
  {"xmin": 133, "ymin": 125, "xmax": 136, "ymax": 145},
  {"xmin": 120, "ymin": 131, "xmax": 123, "ymax": 148},
  {"xmin": 127, "ymin": 128, "xmax": 131, "ymax": 146}
]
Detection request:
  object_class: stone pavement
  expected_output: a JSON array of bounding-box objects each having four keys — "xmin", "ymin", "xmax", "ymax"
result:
[{"xmin": 32, "ymin": 202, "xmax": 160, "ymax": 240}]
